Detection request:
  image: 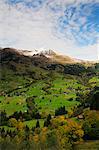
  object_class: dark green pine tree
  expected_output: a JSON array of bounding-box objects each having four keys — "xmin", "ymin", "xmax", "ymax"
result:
[
  {"xmin": 36, "ymin": 120, "xmax": 40, "ymax": 128},
  {"xmin": 44, "ymin": 114, "xmax": 51, "ymax": 127}
]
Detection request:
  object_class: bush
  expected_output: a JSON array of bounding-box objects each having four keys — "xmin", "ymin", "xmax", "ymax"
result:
[{"xmin": 8, "ymin": 118, "xmax": 17, "ymax": 127}]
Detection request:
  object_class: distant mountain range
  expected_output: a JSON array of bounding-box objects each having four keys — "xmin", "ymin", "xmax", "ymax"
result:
[{"xmin": 0, "ymin": 48, "xmax": 98, "ymax": 65}]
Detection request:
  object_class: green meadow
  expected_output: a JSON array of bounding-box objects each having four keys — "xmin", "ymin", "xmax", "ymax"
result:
[{"xmin": 0, "ymin": 74, "xmax": 88, "ymax": 116}]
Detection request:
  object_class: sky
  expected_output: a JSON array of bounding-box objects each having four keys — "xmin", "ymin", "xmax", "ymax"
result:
[{"xmin": 0, "ymin": 0, "xmax": 99, "ymax": 60}]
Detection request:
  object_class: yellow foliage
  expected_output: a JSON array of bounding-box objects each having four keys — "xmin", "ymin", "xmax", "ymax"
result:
[
  {"xmin": 75, "ymin": 129, "xmax": 84, "ymax": 137},
  {"xmin": 51, "ymin": 116, "xmax": 67, "ymax": 128},
  {"xmin": 59, "ymin": 115, "xmax": 65, "ymax": 121},
  {"xmin": 40, "ymin": 127, "xmax": 48, "ymax": 143},
  {"xmin": 52, "ymin": 117, "xmax": 84, "ymax": 144},
  {"xmin": 41, "ymin": 134, "xmax": 46, "ymax": 143},
  {"xmin": 17, "ymin": 121, "xmax": 24, "ymax": 131},
  {"xmin": 33, "ymin": 134, "xmax": 39, "ymax": 143},
  {"xmin": 42, "ymin": 127, "xmax": 47, "ymax": 132}
]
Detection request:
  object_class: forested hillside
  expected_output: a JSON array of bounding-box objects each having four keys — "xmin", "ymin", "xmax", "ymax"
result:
[{"xmin": 0, "ymin": 48, "xmax": 99, "ymax": 150}]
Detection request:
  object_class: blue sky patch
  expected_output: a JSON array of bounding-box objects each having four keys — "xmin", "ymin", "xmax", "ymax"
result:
[{"xmin": 56, "ymin": 1, "xmax": 99, "ymax": 46}]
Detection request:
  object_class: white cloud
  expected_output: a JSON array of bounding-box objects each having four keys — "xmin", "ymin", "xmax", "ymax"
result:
[{"xmin": 0, "ymin": 0, "xmax": 98, "ymax": 60}]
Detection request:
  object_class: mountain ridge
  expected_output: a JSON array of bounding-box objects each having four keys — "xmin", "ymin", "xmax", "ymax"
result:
[{"xmin": 0, "ymin": 47, "xmax": 98, "ymax": 65}]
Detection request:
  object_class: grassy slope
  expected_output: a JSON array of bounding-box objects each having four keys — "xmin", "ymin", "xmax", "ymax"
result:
[
  {"xmin": 0, "ymin": 68, "xmax": 86, "ymax": 116},
  {"xmin": 0, "ymin": 57, "xmax": 99, "ymax": 117},
  {"xmin": 1, "ymin": 63, "xmax": 98, "ymax": 116}
]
